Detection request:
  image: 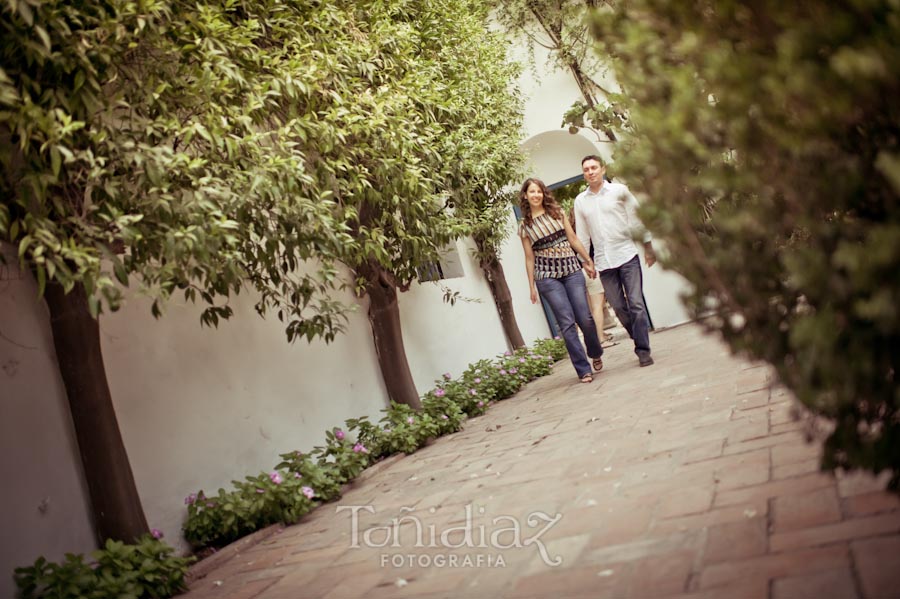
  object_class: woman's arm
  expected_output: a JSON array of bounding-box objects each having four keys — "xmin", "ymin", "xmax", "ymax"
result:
[
  {"xmin": 521, "ymin": 234, "xmax": 539, "ymax": 304},
  {"xmin": 562, "ymin": 216, "xmax": 596, "ymax": 278}
]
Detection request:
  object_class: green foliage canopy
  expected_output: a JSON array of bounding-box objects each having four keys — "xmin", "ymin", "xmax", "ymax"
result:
[
  {"xmin": 0, "ymin": 0, "xmax": 354, "ymax": 341},
  {"xmin": 591, "ymin": 1, "xmax": 900, "ymax": 484},
  {"xmin": 1, "ymin": 0, "xmax": 525, "ymax": 340}
]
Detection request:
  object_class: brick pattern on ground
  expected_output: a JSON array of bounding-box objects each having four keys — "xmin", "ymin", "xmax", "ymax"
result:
[{"xmin": 180, "ymin": 324, "xmax": 900, "ymax": 598}]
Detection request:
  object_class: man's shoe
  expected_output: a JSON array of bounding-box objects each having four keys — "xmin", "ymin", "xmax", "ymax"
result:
[{"xmin": 638, "ymin": 353, "xmax": 654, "ymax": 367}]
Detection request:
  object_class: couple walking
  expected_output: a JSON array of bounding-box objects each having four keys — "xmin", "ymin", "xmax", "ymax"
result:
[{"xmin": 519, "ymin": 155, "xmax": 657, "ymax": 383}]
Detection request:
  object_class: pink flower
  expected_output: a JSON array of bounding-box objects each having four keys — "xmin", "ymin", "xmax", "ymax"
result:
[
  {"xmin": 151, "ymin": 528, "xmax": 164, "ymax": 539},
  {"xmin": 554, "ymin": 336, "xmax": 561, "ymax": 340},
  {"xmin": 302, "ymin": 486, "xmax": 315, "ymax": 499},
  {"xmin": 504, "ymin": 351, "xmax": 511, "ymax": 356},
  {"xmin": 185, "ymin": 493, "xmax": 197, "ymax": 505},
  {"xmin": 435, "ymin": 388, "xmax": 446, "ymax": 397},
  {"xmin": 295, "ymin": 450, "xmax": 303, "ymax": 456},
  {"xmin": 519, "ymin": 357, "xmax": 526, "ymax": 363},
  {"xmin": 256, "ymin": 488, "xmax": 265, "ymax": 494},
  {"xmin": 499, "ymin": 369, "xmax": 507, "ymax": 375},
  {"xmin": 469, "ymin": 389, "xmax": 477, "ymax": 395},
  {"xmin": 269, "ymin": 471, "xmax": 283, "ymax": 485},
  {"xmin": 294, "ymin": 472, "xmax": 302, "ymax": 479},
  {"xmin": 442, "ymin": 372, "xmax": 452, "ymax": 380},
  {"xmin": 477, "ymin": 401, "xmax": 484, "ymax": 407},
  {"xmin": 441, "ymin": 414, "xmax": 449, "ymax": 420},
  {"xmin": 509, "ymin": 367, "xmax": 518, "ymax": 374},
  {"xmin": 407, "ymin": 417, "xmax": 414, "ymax": 425},
  {"xmin": 335, "ymin": 429, "xmax": 345, "ymax": 441},
  {"xmin": 353, "ymin": 442, "xmax": 368, "ymax": 453},
  {"xmin": 474, "ymin": 377, "xmax": 481, "ymax": 383},
  {"xmin": 206, "ymin": 502, "xmax": 216, "ymax": 508}
]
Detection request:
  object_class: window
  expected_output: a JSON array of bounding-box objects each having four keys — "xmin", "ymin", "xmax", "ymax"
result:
[{"xmin": 416, "ymin": 241, "xmax": 465, "ymax": 282}]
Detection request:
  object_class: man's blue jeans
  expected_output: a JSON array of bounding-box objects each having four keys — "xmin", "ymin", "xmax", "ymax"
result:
[
  {"xmin": 535, "ymin": 271, "xmax": 604, "ymax": 378},
  {"xmin": 600, "ymin": 254, "xmax": 651, "ymax": 356}
]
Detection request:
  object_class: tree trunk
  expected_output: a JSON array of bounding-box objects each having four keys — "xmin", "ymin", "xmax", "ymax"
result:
[
  {"xmin": 474, "ymin": 238, "xmax": 525, "ymax": 350},
  {"xmin": 482, "ymin": 256, "xmax": 526, "ymax": 350},
  {"xmin": 362, "ymin": 265, "xmax": 422, "ymax": 410},
  {"xmin": 44, "ymin": 282, "xmax": 149, "ymax": 544}
]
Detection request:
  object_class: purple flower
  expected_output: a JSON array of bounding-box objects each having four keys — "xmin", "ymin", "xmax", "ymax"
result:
[
  {"xmin": 335, "ymin": 429, "xmax": 345, "ymax": 441},
  {"xmin": 269, "ymin": 471, "xmax": 283, "ymax": 485},
  {"xmin": 441, "ymin": 414, "xmax": 449, "ymax": 420},
  {"xmin": 519, "ymin": 357, "xmax": 526, "ymax": 363},
  {"xmin": 435, "ymin": 388, "xmax": 446, "ymax": 397},
  {"xmin": 499, "ymin": 369, "xmax": 507, "ymax": 375},
  {"xmin": 353, "ymin": 442, "xmax": 368, "ymax": 453},
  {"xmin": 256, "ymin": 488, "xmax": 265, "ymax": 494},
  {"xmin": 206, "ymin": 501, "xmax": 216, "ymax": 508},
  {"xmin": 469, "ymin": 389, "xmax": 477, "ymax": 395},
  {"xmin": 474, "ymin": 377, "xmax": 482, "ymax": 384},
  {"xmin": 443, "ymin": 372, "xmax": 452, "ymax": 380},
  {"xmin": 407, "ymin": 416, "xmax": 414, "ymax": 425},
  {"xmin": 294, "ymin": 472, "xmax": 302, "ymax": 479},
  {"xmin": 151, "ymin": 528, "xmax": 164, "ymax": 539},
  {"xmin": 302, "ymin": 486, "xmax": 315, "ymax": 499},
  {"xmin": 477, "ymin": 401, "xmax": 484, "ymax": 407},
  {"xmin": 185, "ymin": 493, "xmax": 197, "ymax": 505},
  {"xmin": 509, "ymin": 367, "xmax": 518, "ymax": 374}
]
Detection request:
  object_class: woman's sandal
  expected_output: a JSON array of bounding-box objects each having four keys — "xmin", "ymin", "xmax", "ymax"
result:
[
  {"xmin": 580, "ymin": 373, "xmax": 594, "ymax": 384},
  {"xmin": 592, "ymin": 357, "xmax": 604, "ymax": 372}
]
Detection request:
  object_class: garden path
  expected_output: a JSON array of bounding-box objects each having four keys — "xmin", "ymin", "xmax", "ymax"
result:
[{"xmin": 180, "ymin": 322, "xmax": 900, "ymax": 599}]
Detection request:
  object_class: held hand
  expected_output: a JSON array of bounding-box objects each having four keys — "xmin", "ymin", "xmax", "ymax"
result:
[
  {"xmin": 645, "ymin": 247, "xmax": 657, "ymax": 268},
  {"xmin": 583, "ymin": 260, "xmax": 597, "ymax": 279},
  {"xmin": 530, "ymin": 287, "xmax": 538, "ymax": 304}
]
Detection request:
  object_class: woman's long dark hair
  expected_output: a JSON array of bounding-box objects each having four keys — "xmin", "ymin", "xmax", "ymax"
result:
[{"xmin": 519, "ymin": 178, "xmax": 563, "ymax": 227}]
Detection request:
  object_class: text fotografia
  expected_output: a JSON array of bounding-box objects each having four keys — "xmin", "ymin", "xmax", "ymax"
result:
[{"xmin": 335, "ymin": 504, "xmax": 563, "ymax": 567}]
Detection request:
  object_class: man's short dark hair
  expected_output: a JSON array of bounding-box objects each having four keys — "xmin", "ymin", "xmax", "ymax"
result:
[{"xmin": 581, "ymin": 154, "xmax": 604, "ymax": 166}]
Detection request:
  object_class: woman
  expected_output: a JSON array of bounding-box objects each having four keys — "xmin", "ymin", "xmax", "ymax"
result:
[{"xmin": 519, "ymin": 178, "xmax": 605, "ymax": 383}]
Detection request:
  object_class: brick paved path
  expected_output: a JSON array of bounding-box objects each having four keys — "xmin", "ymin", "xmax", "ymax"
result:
[{"xmin": 182, "ymin": 323, "xmax": 900, "ymax": 598}]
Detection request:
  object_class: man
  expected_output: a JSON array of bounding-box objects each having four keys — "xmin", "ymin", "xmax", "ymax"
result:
[{"xmin": 573, "ymin": 155, "xmax": 657, "ymax": 367}]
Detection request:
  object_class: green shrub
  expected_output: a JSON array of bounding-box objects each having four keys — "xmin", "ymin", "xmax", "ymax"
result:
[
  {"xmin": 590, "ymin": 1, "xmax": 900, "ymax": 487},
  {"xmin": 14, "ymin": 536, "xmax": 193, "ymax": 599}
]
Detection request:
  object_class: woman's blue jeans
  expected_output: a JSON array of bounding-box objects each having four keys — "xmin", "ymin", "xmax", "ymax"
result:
[{"xmin": 535, "ymin": 271, "xmax": 604, "ymax": 378}]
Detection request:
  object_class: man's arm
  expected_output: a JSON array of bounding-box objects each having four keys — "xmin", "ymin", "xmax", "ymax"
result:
[
  {"xmin": 622, "ymin": 187, "xmax": 656, "ymax": 267},
  {"xmin": 573, "ymin": 195, "xmax": 592, "ymax": 259}
]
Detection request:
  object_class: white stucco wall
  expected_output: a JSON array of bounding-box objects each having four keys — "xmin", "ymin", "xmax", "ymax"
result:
[
  {"xmin": 0, "ymin": 218, "xmax": 550, "ymax": 598},
  {"xmin": 0, "ymin": 262, "xmax": 97, "ymax": 597}
]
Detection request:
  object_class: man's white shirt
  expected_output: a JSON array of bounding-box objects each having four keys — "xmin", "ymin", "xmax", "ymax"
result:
[{"xmin": 574, "ymin": 181, "xmax": 651, "ymax": 272}]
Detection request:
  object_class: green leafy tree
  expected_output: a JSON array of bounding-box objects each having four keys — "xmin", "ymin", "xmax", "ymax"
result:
[
  {"xmin": 438, "ymin": 29, "xmax": 527, "ymax": 350},
  {"xmin": 1, "ymin": 0, "xmax": 350, "ymax": 541},
  {"xmin": 491, "ymin": 0, "xmax": 620, "ymax": 142},
  {"xmin": 590, "ymin": 1, "xmax": 900, "ymax": 485},
  {"xmin": 2, "ymin": 0, "xmax": 525, "ymax": 547},
  {"xmin": 291, "ymin": 0, "xmax": 526, "ymax": 407}
]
